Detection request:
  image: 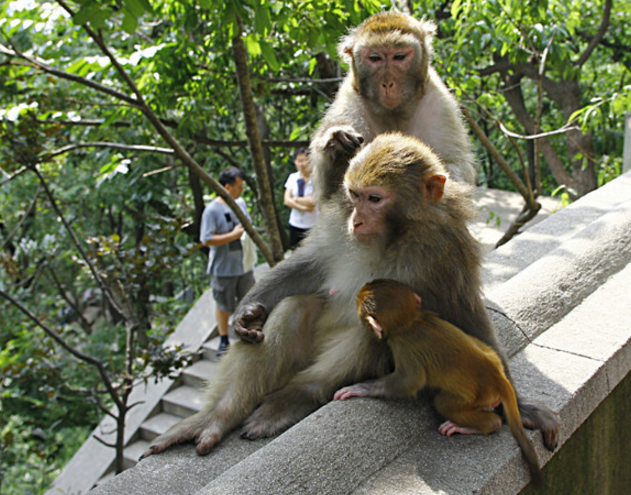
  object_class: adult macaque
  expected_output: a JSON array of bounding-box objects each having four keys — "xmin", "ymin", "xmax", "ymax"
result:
[
  {"xmin": 310, "ymin": 11, "xmax": 477, "ymax": 201},
  {"xmin": 335, "ymin": 279, "xmax": 541, "ymax": 484},
  {"xmin": 142, "ymin": 133, "xmax": 558, "ymax": 459}
]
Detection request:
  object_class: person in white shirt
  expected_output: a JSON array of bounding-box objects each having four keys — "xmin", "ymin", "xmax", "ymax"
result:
[{"xmin": 283, "ymin": 148, "xmax": 318, "ymax": 250}]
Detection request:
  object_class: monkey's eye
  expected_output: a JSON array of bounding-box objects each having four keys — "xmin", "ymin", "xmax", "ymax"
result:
[
  {"xmin": 368, "ymin": 194, "xmax": 382, "ymax": 203},
  {"xmin": 368, "ymin": 54, "xmax": 382, "ymax": 62},
  {"xmin": 348, "ymin": 189, "xmax": 359, "ymax": 200},
  {"xmin": 393, "ymin": 53, "xmax": 407, "ymax": 61}
]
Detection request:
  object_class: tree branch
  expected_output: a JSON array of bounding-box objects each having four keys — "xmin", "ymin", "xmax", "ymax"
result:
[
  {"xmin": 44, "ymin": 142, "xmax": 175, "ymax": 160},
  {"xmin": 31, "ymin": 166, "xmax": 129, "ymax": 323},
  {"xmin": 575, "ymin": 0, "xmax": 612, "ymax": 67},
  {"xmin": 0, "ymin": 287, "xmax": 125, "ymax": 411},
  {"xmin": 0, "ymin": 47, "xmax": 139, "ymax": 107},
  {"xmin": 49, "ymin": 0, "xmax": 277, "ymax": 265},
  {"xmin": 232, "ymin": 16, "xmax": 284, "ymax": 264}
]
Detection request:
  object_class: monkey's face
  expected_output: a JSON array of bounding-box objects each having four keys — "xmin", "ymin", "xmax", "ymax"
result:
[
  {"xmin": 345, "ymin": 184, "xmax": 394, "ymax": 242},
  {"xmin": 358, "ymin": 45, "xmax": 418, "ymax": 109}
]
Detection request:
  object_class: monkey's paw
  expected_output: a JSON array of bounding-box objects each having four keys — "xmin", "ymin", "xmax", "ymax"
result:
[
  {"xmin": 322, "ymin": 125, "xmax": 364, "ymax": 160},
  {"xmin": 333, "ymin": 383, "xmax": 371, "ymax": 401},
  {"xmin": 241, "ymin": 412, "xmax": 294, "ymax": 440},
  {"xmin": 234, "ymin": 303, "xmax": 267, "ymax": 344},
  {"xmin": 438, "ymin": 420, "xmax": 483, "ymax": 437},
  {"xmin": 139, "ymin": 414, "xmax": 224, "ymax": 459}
]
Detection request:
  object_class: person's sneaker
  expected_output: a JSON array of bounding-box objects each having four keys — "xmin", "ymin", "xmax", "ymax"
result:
[{"xmin": 216, "ymin": 340, "xmax": 230, "ymax": 358}]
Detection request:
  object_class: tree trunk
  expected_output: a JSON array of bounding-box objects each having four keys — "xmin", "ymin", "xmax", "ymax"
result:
[{"xmin": 232, "ymin": 19, "xmax": 285, "ymax": 265}]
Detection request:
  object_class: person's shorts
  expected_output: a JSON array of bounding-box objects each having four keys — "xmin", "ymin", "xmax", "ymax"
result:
[{"xmin": 211, "ymin": 271, "xmax": 255, "ymax": 313}]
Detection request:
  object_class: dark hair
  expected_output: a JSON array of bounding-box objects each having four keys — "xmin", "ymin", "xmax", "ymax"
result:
[
  {"xmin": 218, "ymin": 167, "xmax": 244, "ymax": 186},
  {"xmin": 293, "ymin": 147, "xmax": 309, "ymax": 160}
]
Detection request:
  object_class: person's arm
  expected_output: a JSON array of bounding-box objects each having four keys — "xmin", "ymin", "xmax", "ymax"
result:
[
  {"xmin": 293, "ymin": 195, "xmax": 317, "ymax": 212},
  {"xmin": 203, "ymin": 224, "xmax": 244, "ymax": 247},
  {"xmin": 284, "ymin": 188, "xmax": 313, "ymax": 212}
]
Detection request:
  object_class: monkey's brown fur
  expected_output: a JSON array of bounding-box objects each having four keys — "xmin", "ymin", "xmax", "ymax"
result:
[
  {"xmin": 342, "ymin": 278, "xmax": 541, "ymax": 484},
  {"xmin": 143, "ymin": 131, "xmax": 557, "ymax": 460}
]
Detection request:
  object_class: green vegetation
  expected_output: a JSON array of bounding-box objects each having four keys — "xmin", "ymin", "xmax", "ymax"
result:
[{"xmin": 0, "ymin": 0, "xmax": 628, "ymax": 492}]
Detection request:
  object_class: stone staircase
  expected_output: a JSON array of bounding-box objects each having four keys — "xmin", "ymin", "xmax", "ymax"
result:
[{"xmin": 121, "ymin": 339, "xmax": 223, "ymax": 471}]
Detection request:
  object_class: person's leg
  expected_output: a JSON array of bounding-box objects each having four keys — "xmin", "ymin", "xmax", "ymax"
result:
[{"xmin": 212, "ymin": 276, "xmax": 238, "ymax": 357}]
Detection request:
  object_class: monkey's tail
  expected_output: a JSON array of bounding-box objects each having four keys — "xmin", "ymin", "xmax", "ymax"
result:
[{"xmin": 501, "ymin": 380, "xmax": 542, "ymax": 485}]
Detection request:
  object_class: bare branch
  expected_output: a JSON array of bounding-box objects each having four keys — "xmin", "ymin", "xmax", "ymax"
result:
[
  {"xmin": 495, "ymin": 203, "xmax": 542, "ymax": 248},
  {"xmin": 93, "ymin": 435, "xmax": 116, "ymax": 449},
  {"xmin": 498, "ymin": 121, "xmax": 581, "ymax": 140},
  {"xmin": 44, "ymin": 142, "xmax": 175, "ymax": 160},
  {"xmin": 30, "ymin": 166, "xmax": 129, "ymax": 324},
  {"xmin": 0, "ymin": 287, "xmax": 125, "ymax": 411},
  {"xmin": 575, "ymin": 0, "xmax": 612, "ymax": 67},
  {"xmin": 462, "ymin": 106, "xmax": 533, "ymax": 203},
  {"xmin": 0, "ymin": 185, "xmax": 40, "ymax": 252},
  {"xmin": 0, "ymin": 47, "xmax": 139, "ymax": 107},
  {"xmin": 0, "ymin": 166, "xmax": 28, "ymax": 185}
]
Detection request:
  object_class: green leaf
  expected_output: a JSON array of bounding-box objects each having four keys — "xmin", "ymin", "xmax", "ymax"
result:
[
  {"xmin": 244, "ymin": 34, "xmax": 261, "ymax": 57},
  {"xmin": 254, "ymin": 3, "xmax": 272, "ymax": 35},
  {"xmin": 259, "ymin": 40, "xmax": 279, "ymax": 72},
  {"xmin": 126, "ymin": 0, "xmax": 146, "ymax": 17},
  {"xmin": 122, "ymin": 10, "xmax": 138, "ymax": 34},
  {"xmin": 73, "ymin": 4, "xmax": 101, "ymax": 25}
]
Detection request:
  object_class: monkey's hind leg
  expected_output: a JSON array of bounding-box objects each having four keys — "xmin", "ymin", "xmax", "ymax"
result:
[
  {"xmin": 434, "ymin": 392, "xmax": 502, "ymax": 438},
  {"xmin": 242, "ymin": 324, "xmax": 392, "ymax": 440},
  {"xmin": 141, "ymin": 295, "xmax": 323, "ymax": 458}
]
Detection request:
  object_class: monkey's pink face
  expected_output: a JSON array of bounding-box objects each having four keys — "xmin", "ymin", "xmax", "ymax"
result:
[
  {"xmin": 347, "ymin": 185, "xmax": 393, "ymax": 241},
  {"xmin": 360, "ymin": 47, "xmax": 415, "ymax": 108}
]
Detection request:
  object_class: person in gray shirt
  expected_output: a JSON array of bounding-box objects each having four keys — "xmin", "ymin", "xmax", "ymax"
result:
[{"xmin": 200, "ymin": 167, "xmax": 255, "ymax": 357}]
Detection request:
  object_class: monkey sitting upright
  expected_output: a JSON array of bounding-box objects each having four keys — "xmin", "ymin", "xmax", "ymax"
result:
[{"xmin": 334, "ymin": 279, "xmax": 542, "ymax": 484}]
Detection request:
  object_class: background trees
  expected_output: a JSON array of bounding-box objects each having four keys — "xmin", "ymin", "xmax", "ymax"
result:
[{"xmin": 0, "ymin": 0, "xmax": 629, "ymax": 492}]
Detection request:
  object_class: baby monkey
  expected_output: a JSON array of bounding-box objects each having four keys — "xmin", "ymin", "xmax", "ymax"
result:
[{"xmin": 334, "ymin": 279, "xmax": 541, "ymax": 483}]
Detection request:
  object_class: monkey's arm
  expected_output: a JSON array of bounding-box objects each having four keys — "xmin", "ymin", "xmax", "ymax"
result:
[
  {"xmin": 234, "ymin": 248, "xmax": 325, "ymax": 343},
  {"xmin": 311, "ymin": 125, "xmax": 364, "ymax": 201},
  {"xmin": 333, "ymin": 368, "xmax": 426, "ymax": 401}
]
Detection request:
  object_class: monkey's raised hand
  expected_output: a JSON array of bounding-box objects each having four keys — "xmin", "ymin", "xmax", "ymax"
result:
[
  {"xmin": 234, "ymin": 303, "xmax": 267, "ymax": 344},
  {"xmin": 321, "ymin": 125, "xmax": 364, "ymax": 161}
]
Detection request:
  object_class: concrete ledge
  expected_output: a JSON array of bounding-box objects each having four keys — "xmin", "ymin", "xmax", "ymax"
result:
[{"xmin": 86, "ymin": 173, "xmax": 631, "ymax": 495}]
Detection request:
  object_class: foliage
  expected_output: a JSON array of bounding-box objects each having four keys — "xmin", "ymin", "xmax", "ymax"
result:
[{"xmin": 414, "ymin": 0, "xmax": 630, "ymax": 197}]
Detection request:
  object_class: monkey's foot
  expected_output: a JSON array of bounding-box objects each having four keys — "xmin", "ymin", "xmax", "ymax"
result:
[
  {"xmin": 518, "ymin": 398, "xmax": 560, "ymax": 451},
  {"xmin": 438, "ymin": 420, "xmax": 483, "ymax": 437},
  {"xmin": 139, "ymin": 413, "xmax": 225, "ymax": 459},
  {"xmin": 241, "ymin": 407, "xmax": 296, "ymax": 440},
  {"xmin": 333, "ymin": 383, "xmax": 371, "ymax": 401},
  {"xmin": 241, "ymin": 390, "xmax": 319, "ymax": 440}
]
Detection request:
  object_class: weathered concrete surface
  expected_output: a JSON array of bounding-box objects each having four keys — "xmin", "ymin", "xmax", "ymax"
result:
[
  {"xmin": 55, "ymin": 173, "xmax": 631, "ymax": 495},
  {"xmin": 521, "ymin": 371, "xmax": 631, "ymax": 495}
]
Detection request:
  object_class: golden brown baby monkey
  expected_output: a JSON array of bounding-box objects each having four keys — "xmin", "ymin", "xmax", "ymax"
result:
[{"xmin": 334, "ymin": 278, "xmax": 541, "ymax": 484}]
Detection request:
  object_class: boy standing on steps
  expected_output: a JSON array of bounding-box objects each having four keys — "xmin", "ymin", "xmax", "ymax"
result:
[{"xmin": 200, "ymin": 167, "xmax": 255, "ymax": 358}]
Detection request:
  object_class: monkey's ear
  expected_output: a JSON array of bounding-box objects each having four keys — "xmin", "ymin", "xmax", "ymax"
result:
[
  {"xmin": 423, "ymin": 174, "xmax": 446, "ymax": 204},
  {"xmin": 337, "ymin": 35, "xmax": 354, "ymax": 63},
  {"xmin": 366, "ymin": 315, "xmax": 384, "ymax": 340},
  {"xmin": 414, "ymin": 292, "xmax": 422, "ymax": 309}
]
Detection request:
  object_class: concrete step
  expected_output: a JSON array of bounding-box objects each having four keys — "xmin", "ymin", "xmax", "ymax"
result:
[
  {"xmin": 123, "ymin": 439, "xmax": 150, "ymax": 470},
  {"xmin": 140, "ymin": 412, "xmax": 183, "ymax": 441},
  {"xmin": 201, "ymin": 336, "xmax": 223, "ymax": 361},
  {"xmin": 162, "ymin": 385, "xmax": 206, "ymax": 417},
  {"xmin": 182, "ymin": 358, "xmax": 218, "ymax": 388}
]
